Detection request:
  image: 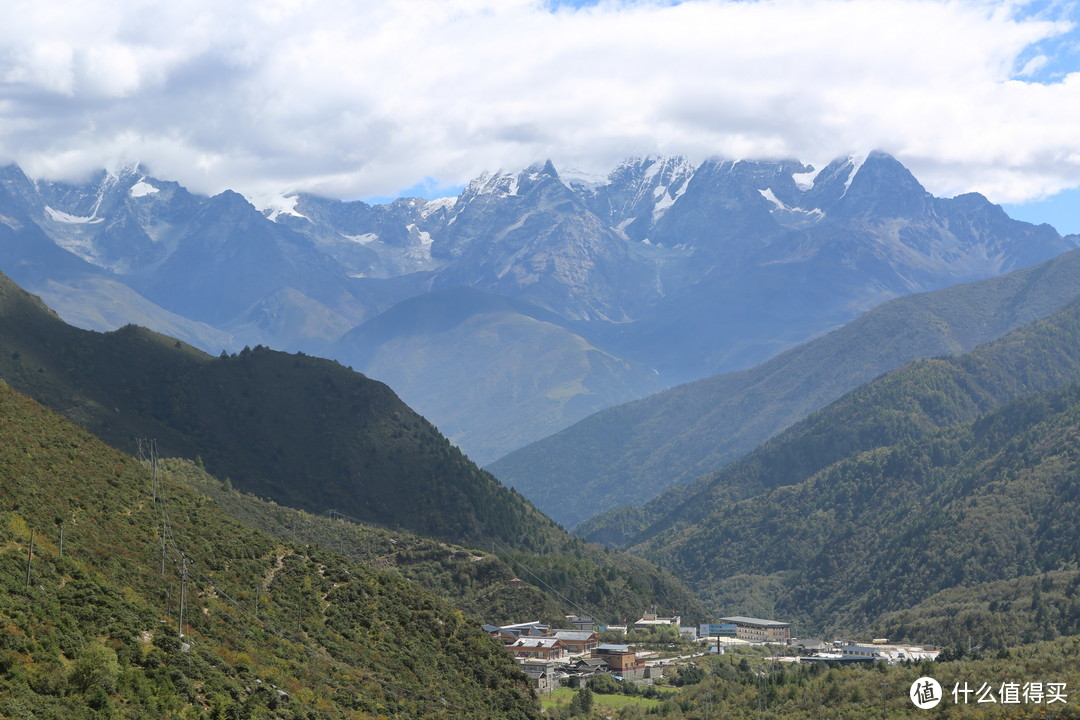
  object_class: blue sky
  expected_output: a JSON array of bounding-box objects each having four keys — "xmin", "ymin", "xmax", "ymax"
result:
[
  {"xmin": 1010, "ymin": 0, "xmax": 1080, "ymax": 80},
  {"xmin": 1005, "ymin": 190, "xmax": 1080, "ymax": 235},
  {"xmin": 998, "ymin": 1, "xmax": 1080, "ymax": 234},
  {"xmin": 1, "ymin": 0, "xmax": 1079, "ymax": 234}
]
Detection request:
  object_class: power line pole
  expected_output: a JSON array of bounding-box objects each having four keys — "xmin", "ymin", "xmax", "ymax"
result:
[
  {"xmin": 178, "ymin": 555, "xmax": 188, "ymax": 639},
  {"xmin": 151, "ymin": 440, "xmax": 159, "ymax": 502},
  {"xmin": 24, "ymin": 528, "xmax": 35, "ymax": 587}
]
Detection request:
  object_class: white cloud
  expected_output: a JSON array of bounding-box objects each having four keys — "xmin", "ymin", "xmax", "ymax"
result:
[{"xmin": 0, "ymin": 0, "xmax": 1077, "ymax": 207}]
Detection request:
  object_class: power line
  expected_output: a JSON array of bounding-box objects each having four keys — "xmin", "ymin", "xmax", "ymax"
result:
[
  {"xmin": 138, "ymin": 451, "xmax": 331, "ymax": 651},
  {"xmin": 489, "ymin": 537, "xmax": 602, "ymax": 622}
]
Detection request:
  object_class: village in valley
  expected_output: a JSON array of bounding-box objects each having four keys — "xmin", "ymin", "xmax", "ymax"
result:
[{"xmin": 485, "ymin": 613, "xmax": 941, "ymax": 695}]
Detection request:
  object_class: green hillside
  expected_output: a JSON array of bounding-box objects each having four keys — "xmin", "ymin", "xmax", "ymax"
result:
[
  {"xmin": 0, "ymin": 270, "xmax": 706, "ymax": 625},
  {"xmin": 0, "ymin": 381, "xmax": 540, "ymax": 719},
  {"xmin": 626, "ymin": 637, "xmax": 1080, "ymax": 720},
  {"xmin": 589, "ymin": 293, "xmax": 1080, "ymax": 550},
  {"xmin": 491, "ymin": 247, "xmax": 1080, "ymax": 529},
  {"xmin": 167, "ymin": 457, "xmax": 705, "ymax": 627},
  {"xmin": 0, "ymin": 270, "xmax": 559, "ymax": 552},
  {"xmin": 626, "ymin": 377, "xmax": 1080, "ymax": 643},
  {"xmin": 873, "ymin": 570, "xmax": 1080, "ymax": 650}
]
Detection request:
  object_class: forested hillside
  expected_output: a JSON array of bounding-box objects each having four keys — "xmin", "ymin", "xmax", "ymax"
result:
[
  {"xmin": 0, "ymin": 381, "xmax": 540, "ymax": 719},
  {"xmin": 635, "ymin": 384, "xmax": 1080, "ymax": 640},
  {"xmin": 0, "ymin": 270, "xmax": 558, "ymax": 552},
  {"xmin": 584, "ymin": 293, "xmax": 1080, "ymax": 549},
  {"xmin": 593, "ymin": 297, "xmax": 1080, "ymax": 642},
  {"xmin": 492, "ymin": 247, "xmax": 1080, "ymax": 528},
  {"xmin": 0, "ymin": 270, "xmax": 705, "ymax": 625}
]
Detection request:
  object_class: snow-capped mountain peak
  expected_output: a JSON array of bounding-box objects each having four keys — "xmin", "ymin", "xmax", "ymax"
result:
[{"xmin": 575, "ymin": 155, "xmax": 695, "ymax": 241}]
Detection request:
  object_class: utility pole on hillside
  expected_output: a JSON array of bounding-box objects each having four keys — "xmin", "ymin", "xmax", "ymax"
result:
[
  {"xmin": 24, "ymin": 528, "xmax": 35, "ymax": 586},
  {"xmin": 178, "ymin": 555, "xmax": 188, "ymax": 638}
]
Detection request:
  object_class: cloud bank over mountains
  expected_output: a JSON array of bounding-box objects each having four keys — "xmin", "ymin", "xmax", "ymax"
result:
[{"xmin": 1, "ymin": 0, "xmax": 1078, "ymax": 207}]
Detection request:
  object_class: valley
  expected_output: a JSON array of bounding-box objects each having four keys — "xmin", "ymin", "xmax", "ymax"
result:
[
  {"xmin": 2, "ymin": 153, "xmax": 1079, "ymax": 719},
  {"xmin": 3, "ymin": 152, "xmax": 1074, "ymax": 464}
]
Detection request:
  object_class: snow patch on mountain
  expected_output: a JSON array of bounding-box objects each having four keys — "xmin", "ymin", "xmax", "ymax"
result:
[
  {"xmin": 130, "ymin": 181, "xmax": 159, "ymax": 198},
  {"xmin": 45, "ymin": 206, "xmax": 103, "ymax": 224},
  {"xmin": 341, "ymin": 227, "xmax": 442, "ymax": 277},
  {"xmin": 758, "ymin": 187, "xmax": 786, "ymax": 210},
  {"xmin": 792, "ymin": 165, "xmax": 823, "ymax": 191},
  {"xmin": 421, "ymin": 196, "xmax": 456, "ymax": 218},
  {"xmin": 758, "ymin": 188, "xmax": 826, "ymax": 229},
  {"xmin": 842, "ymin": 154, "xmax": 868, "ymax": 197},
  {"xmin": 652, "ymin": 178, "xmax": 690, "ymax": 221},
  {"xmin": 263, "ymin": 194, "xmax": 309, "ymax": 222},
  {"xmin": 407, "ymin": 223, "xmax": 434, "ymax": 248},
  {"xmin": 469, "ymin": 170, "xmax": 520, "ymax": 198},
  {"xmin": 560, "ymin": 166, "xmax": 608, "ymax": 190}
]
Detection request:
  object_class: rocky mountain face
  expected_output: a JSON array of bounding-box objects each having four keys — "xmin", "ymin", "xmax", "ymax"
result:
[
  {"xmin": 428, "ymin": 160, "xmax": 664, "ymax": 323},
  {"xmin": 0, "ymin": 153, "xmax": 1073, "ymax": 464},
  {"xmin": 590, "ymin": 153, "xmax": 1074, "ymax": 380}
]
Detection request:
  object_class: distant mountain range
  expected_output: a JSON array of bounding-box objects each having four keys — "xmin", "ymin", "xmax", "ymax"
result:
[
  {"xmin": 4, "ymin": 143, "xmax": 1080, "ymax": 654},
  {"xmin": 1, "ymin": 152, "xmax": 1075, "ymax": 462}
]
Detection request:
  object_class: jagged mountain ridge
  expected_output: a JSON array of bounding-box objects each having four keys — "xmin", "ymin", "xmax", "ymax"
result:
[
  {"xmin": 592, "ymin": 153, "xmax": 1075, "ymax": 380},
  {"xmin": 0, "ymin": 152, "xmax": 1074, "ymax": 463}
]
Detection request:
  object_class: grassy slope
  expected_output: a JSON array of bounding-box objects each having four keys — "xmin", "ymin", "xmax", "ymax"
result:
[
  {"xmin": 0, "ymin": 381, "xmax": 541, "ymax": 719},
  {"xmin": 169, "ymin": 457, "xmax": 704, "ymax": 626}
]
